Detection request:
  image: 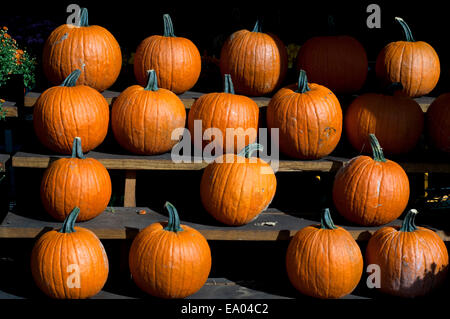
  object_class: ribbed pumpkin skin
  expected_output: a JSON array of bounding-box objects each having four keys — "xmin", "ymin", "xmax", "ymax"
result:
[
  {"xmin": 200, "ymin": 154, "xmax": 277, "ymax": 226},
  {"xmin": 41, "ymin": 158, "xmax": 112, "ymax": 221},
  {"xmin": 366, "ymin": 226, "xmax": 448, "ymax": 298},
  {"xmin": 111, "ymin": 85, "xmax": 186, "ymax": 155},
  {"xmin": 345, "ymin": 93, "xmax": 424, "ymax": 155},
  {"xmin": 129, "ymin": 223, "xmax": 211, "ymax": 299},
  {"xmin": 267, "ymin": 83, "xmax": 342, "ymax": 159},
  {"xmin": 188, "ymin": 93, "xmax": 259, "ymax": 153},
  {"xmin": 220, "ymin": 30, "xmax": 288, "ymax": 96},
  {"xmin": 332, "ymin": 156, "xmax": 410, "ymax": 226},
  {"xmin": 30, "ymin": 227, "xmax": 109, "ymax": 299},
  {"xmin": 33, "ymin": 86, "xmax": 109, "ymax": 154},
  {"xmin": 134, "ymin": 36, "xmax": 201, "ymax": 94},
  {"xmin": 286, "ymin": 225, "xmax": 363, "ymax": 299},
  {"xmin": 426, "ymin": 93, "xmax": 450, "ymax": 153},
  {"xmin": 295, "ymin": 36, "xmax": 368, "ymax": 94},
  {"xmin": 42, "ymin": 25, "xmax": 122, "ymax": 92},
  {"xmin": 375, "ymin": 41, "xmax": 440, "ymax": 98}
]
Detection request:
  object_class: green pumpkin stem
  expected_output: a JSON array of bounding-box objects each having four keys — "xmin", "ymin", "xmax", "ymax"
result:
[
  {"xmin": 395, "ymin": 17, "xmax": 415, "ymax": 42},
  {"xmin": 80, "ymin": 8, "xmax": 89, "ymax": 27},
  {"xmin": 223, "ymin": 74, "xmax": 235, "ymax": 94},
  {"xmin": 163, "ymin": 14, "xmax": 176, "ymax": 37},
  {"xmin": 296, "ymin": 70, "xmax": 311, "ymax": 93},
  {"xmin": 60, "ymin": 69, "xmax": 81, "ymax": 87},
  {"xmin": 320, "ymin": 208, "xmax": 338, "ymax": 230},
  {"xmin": 238, "ymin": 143, "xmax": 264, "ymax": 158},
  {"xmin": 399, "ymin": 209, "xmax": 419, "ymax": 232},
  {"xmin": 59, "ymin": 207, "xmax": 80, "ymax": 233},
  {"xmin": 71, "ymin": 137, "xmax": 86, "ymax": 159},
  {"xmin": 385, "ymin": 82, "xmax": 404, "ymax": 95},
  {"xmin": 163, "ymin": 202, "xmax": 183, "ymax": 233},
  {"xmin": 369, "ymin": 134, "xmax": 386, "ymax": 163},
  {"xmin": 144, "ymin": 70, "xmax": 159, "ymax": 91},
  {"xmin": 252, "ymin": 19, "xmax": 262, "ymax": 33}
]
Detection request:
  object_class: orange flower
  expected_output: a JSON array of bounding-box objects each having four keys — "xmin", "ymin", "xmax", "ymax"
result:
[
  {"xmin": 4, "ymin": 33, "xmax": 10, "ymax": 39},
  {"xmin": 0, "ymin": 99, "xmax": 5, "ymax": 103},
  {"xmin": 16, "ymin": 49, "xmax": 24, "ymax": 55},
  {"xmin": 2, "ymin": 26, "xmax": 7, "ymax": 31}
]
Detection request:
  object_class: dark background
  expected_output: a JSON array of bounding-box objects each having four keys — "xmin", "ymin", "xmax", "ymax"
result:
[{"xmin": 1, "ymin": 0, "xmax": 450, "ymax": 93}]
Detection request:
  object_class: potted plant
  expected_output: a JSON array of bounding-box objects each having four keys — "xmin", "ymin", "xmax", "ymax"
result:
[{"xmin": 0, "ymin": 26, "xmax": 36, "ymax": 103}]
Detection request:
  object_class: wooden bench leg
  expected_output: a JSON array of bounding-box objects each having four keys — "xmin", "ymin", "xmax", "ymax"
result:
[{"xmin": 124, "ymin": 170, "xmax": 136, "ymax": 207}]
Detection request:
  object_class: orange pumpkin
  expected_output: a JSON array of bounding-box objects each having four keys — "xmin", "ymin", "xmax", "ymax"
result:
[
  {"xmin": 426, "ymin": 93, "xmax": 450, "ymax": 153},
  {"xmin": 220, "ymin": 20, "xmax": 288, "ymax": 96},
  {"xmin": 332, "ymin": 134, "xmax": 410, "ymax": 226},
  {"xmin": 188, "ymin": 74, "xmax": 259, "ymax": 154},
  {"xmin": 295, "ymin": 36, "xmax": 367, "ymax": 94},
  {"xmin": 286, "ymin": 208, "xmax": 363, "ymax": 299},
  {"xmin": 111, "ymin": 69, "xmax": 186, "ymax": 155},
  {"xmin": 40, "ymin": 137, "xmax": 112, "ymax": 222},
  {"xmin": 344, "ymin": 84, "xmax": 424, "ymax": 155},
  {"xmin": 133, "ymin": 14, "xmax": 201, "ymax": 94},
  {"xmin": 375, "ymin": 17, "xmax": 440, "ymax": 97},
  {"xmin": 33, "ymin": 69, "xmax": 110, "ymax": 154},
  {"xmin": 200, "ymin": 143, "xmax": 277, "ymax": 226},
  {"xmin": 31, "ymin": 207, "xmax": 109, "ymax": 299},
  {"xmin": 366, "ymin": 209, "xmax": 449, "ymax": 298},
  {"xmin": 267, "ymin": 70, "xmax": 342, "ymax": 159},
  {"xmin": 129, "ymin": 202, "xmax": 211, "ymax": 299},
  {"xmin": 42, "ymin": 8, "xmax": 122, "ymax": 92}
]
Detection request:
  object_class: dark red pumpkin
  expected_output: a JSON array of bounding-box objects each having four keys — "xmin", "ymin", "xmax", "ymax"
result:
[
  {"xmin": 295, "ymin": 34, "xmax": 367, "ymax": 94},
  {"xmin": 344, "ymin": 84, "xmax": 424, "ymax": 155},
  {"xmin": 426, "ymin": 93, "xmax": 450, "ymax": 153}
]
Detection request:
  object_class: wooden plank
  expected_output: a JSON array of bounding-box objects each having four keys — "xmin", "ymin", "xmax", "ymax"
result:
[
  {"xmin": 11, "ymin": 150, "xmax": 450, "ymax": 173},
  {"xmin": 24, "ymin": 90, "xmax": 271, "ymax": 109},
  {"xmin": 124, "ymin": 170, "xmax": 136, "ymax": 207},
  {"xmin": 0, "ymin": 207, "xmax": 448, "ymax": 241},
  {"xmin": 23, "ymin": 91, "xmax": 433, "ymax": 110}
]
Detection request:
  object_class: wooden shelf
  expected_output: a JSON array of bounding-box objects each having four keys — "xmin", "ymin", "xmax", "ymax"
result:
[
  {"xmin": 23, "ymin": 90, "xmax": 272, "ymax": 109},
  {"xmin": 1, "ymin": 207, "xmax": 448, "ymax": 241},
  {"xmin": 11, "ymin": 150, "xmax": 450, "ymax": 173},
  {"xmin": 19, "ymin": 91, "xmax": 434, "ymax": 112}
]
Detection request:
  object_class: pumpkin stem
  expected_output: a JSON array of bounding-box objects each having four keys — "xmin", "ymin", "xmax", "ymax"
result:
[
  {"xmin": 369, "ymin": 134, "xmax": 386, "ymax": 163},
  {"xmin": 327, "ymin": 15, "xmax": 336, "ymax": 34},
  {"xmin": 296, "ymin": 70, "xmax": 311, "ymax": 93},
  {"xmin": 59, "ymin": 207, "xmax": 80, "ymax": 233},
  {"xmin": 60, "ymin": 69, "xmax": 82, "ymax": 87},
  {"xmin": 79, "ymin": 8, "xmax": 89, "ymax": 27},
  {"xmin": 163, "ymin": 14, "xmax": 176, "ymax": 37},
  {"xmin": 395, "ymin": 17, "xmax": 415, "ymax": 42},
  {"xmin": 71, "ymin": 137, "xmax": 86, "ymax": 159},
  {"xmin": 163, "ymin": 202, "xmax": 184, "ymax": 233},
  {"xmin": 399, "ymin": 209, "xmax": 419, "ymax": 232},
  {"xmin": 238, "ymin": 143, "xmax": 264, "ymax": 158},
  {"xmin": 320, "ymin": 208, "xmax": 338, "ymax": 230},
  {"xmin": 252, "ymin": 19, "xmax": 263, "ymax": 33},
  {"xmin": 385, "ymin": 82, "xmax": 404, "ymax": 95},
  {"xmin": 144, "ymin": 70, "xmax": 159, "ymax": 91},
  {"xmin": 223, "ymin": 74, "xmax": 235, "ymax": 94}
]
